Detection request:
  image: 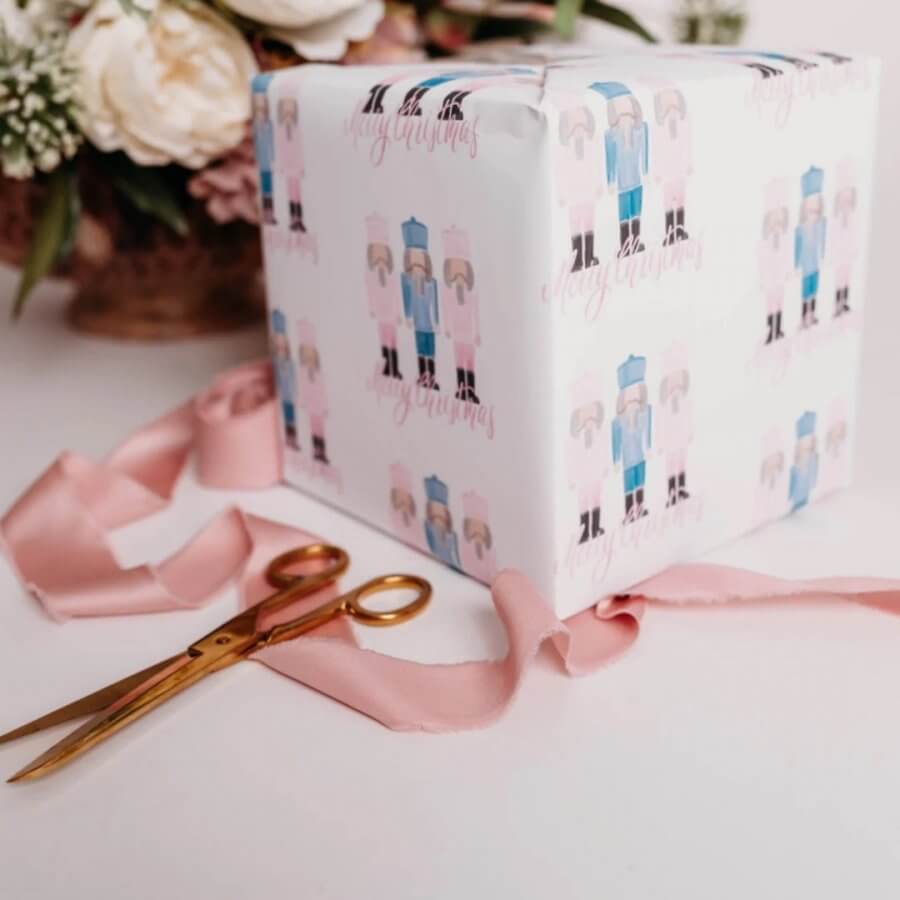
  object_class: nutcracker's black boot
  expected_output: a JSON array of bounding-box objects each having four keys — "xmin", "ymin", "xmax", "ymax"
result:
[
  {"xmin": 678, "ymin": 471, "xmax": 689, "ymax": 501},
  {"xmin": 810, "ymin": 295, "xmax": 819, "ymax": 325},
  {"xmin": 571, "ymin": 234, "xmax": 584, "ymax": 272},
  {"xmin": 775, "ymin": 310, "xmax": 785, "ymax": 339},
  {"xmin": 801, "ymin": 301, "xmax": 809, "ymax": 328},
  {"xmin": 466, "ymin": 369, "xmax": 480, "ymax": 405},
  {"xmin": 676, "ymin": 206, "xmax": 688, "ymax": 241},
  {"xmin": 624, "ymin": 491, "xmax": 634, "ymax": 523},
  {"xmin": 765, "ymin": 314, "xmax": 774, "ymax": 345},
  {"xmin": 400, "ymin": 86, "xmax": 426, "ymax": 116},
  {"xmin": 667, "ymin": 475, "xmax": 677, "ymax": 507},
  {"xmin": 381, "ymin": 346, "xmax": 391, "ymax": 377},
  {"xmin": 834, "ymin": 289, "xmax": 843, "ymax": 318},
  {"xmin": 591, "ymin": 506, "xmax": 604, "ymax": 538},
  {"xmin": 636, "ymin": 487, "xmax": 648, "ymax": 518},
  {"xmin": 663, "ymin": 210, "xmax": 676, "ymax": 246},
  {"xmin": 426, "ymin": 357, "xmax": 439, "ymax": 391},
  {"xmin": 617, "ymin": 221, "xmax": 631, "ymax": 258},
  {"xmin": 286, "ymin": 422, "xmax": 298, "ymax": 450},
  {"xmin": 578, "ymin": 511, "xmax": 590, "ymax": 544},
  {"xmin": 630, "ymin": 216, "xmax": 646, "ymax": 254},
  {"xmin": 455, "ymin": 367, "xmax": 466, "ymax": 400},
  {"xmin": 584, "ymin": 231, "xmax": 599, "ymax": 268},
  {"xmin": 417, "ymin": 355, "xmax": 427, "ymax": 386},
  {"xmin": 844, "ymin": 287, "xmax": 851, "ymax": 314},
  {"xmin": 390, "ymin": 348, "xmax": 402, "ymax": 379}
]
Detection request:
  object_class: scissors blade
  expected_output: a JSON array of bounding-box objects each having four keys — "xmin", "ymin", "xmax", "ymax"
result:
[
  {"xmin": 7, "ymin": 650, "xmax": 221, "ymax": 783},
  {"xmin": 0, "ymin": 654, "xmax": 184, "ymax": 747}
]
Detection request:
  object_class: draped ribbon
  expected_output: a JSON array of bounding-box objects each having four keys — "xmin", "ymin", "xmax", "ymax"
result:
[{"xmin": 2, "ymin": 360, "xmax": 900, "ymax": 732}]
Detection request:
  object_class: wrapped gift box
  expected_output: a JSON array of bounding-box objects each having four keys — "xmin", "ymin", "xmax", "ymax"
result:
[{"xmin": 254, "ymin": 47, "xmax": 880, "ymax": 617}]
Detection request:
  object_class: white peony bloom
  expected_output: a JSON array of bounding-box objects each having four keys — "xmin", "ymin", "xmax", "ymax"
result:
[
  {"xmin": 220, "ymin": 0, "xmax": 366, "ymax": 30},
  {"xmin": 270, "ymin": 0, "xmax": 384, "ymax": 61},
  {"xmin": 68, "ymin": 0, "xmax": 257, "ymax": 168}
]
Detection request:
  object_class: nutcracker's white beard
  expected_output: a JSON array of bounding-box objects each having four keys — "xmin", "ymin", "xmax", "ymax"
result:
[
  {"xmin": 410, "ymin": 265, "xmax": 426, "ymax": 293},
  {"xmin": 574, "ymin": 135, "xmax": 584, "ymax": 160},
  {"xmin": 475, "ymin": 540, "xmax": 484, "ymax": 561},
  {"xmin": 455, "ymin": 281, "xmax": 466, "ymax": 305},
  {"xmin": 667, "ymin": 112, "xmax": 679, "ymax": 140},
  {"xmin": 401, "ymin": 509, "xmax": 411, "ymax": 527},
  {"xmin": 377, "ymin": 265, "xmax": 387, "ymax": 288},
  {"xmin": 582, "ymin": 426, "xmax": 593, "ymax": 449}
]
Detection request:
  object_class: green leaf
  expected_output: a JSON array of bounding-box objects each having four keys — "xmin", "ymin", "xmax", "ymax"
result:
[
  {"xmin": 116, "ymin": 0, "xmax": 152, "ymax": 19},
  {"xmin": 582, "ymin": 1, "xmax": 657, "ymax": 43},
  {"xmin": 555, "ymin": 0, "xmax": 585, "ymax": 39},
  {"xmin": 11, "ymin": 165, "xmax": 80, "ymax": 320},
  {"xmin": 109, "ymin": 155, "xmax": 189, "ymax": 238}
]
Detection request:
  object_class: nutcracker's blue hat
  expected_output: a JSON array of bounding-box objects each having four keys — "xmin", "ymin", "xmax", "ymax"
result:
[
  {"xmin": 589, "ymin": 81, "xmax": 631, "ymax": 101},
  {"xmin": 424, "ymin": 475, "xmax": 449, "ymax": 505},
  {"xmin": 271, "ymin": 308, "xmax": 287, "ymax": 334},
  {"xmin": 801, "ymin": 166, "xmax": 824, "ymax": 198},
  {"xmin": 402, "ymin": 217, "xmax": 429, "ymax": 251},
  {"xmin": 617, "ymin": 354, "xmax": 647, "ymax": 390},
  {"xmin": 252, "ymin": 72, "xmax": 276, "ymax": 95},
  {"xmin": 796, "ymin": 411, "xmax": 817, "ymax": 438}
]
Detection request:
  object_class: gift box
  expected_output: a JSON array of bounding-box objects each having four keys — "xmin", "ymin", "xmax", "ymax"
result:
[{"xmin": 253, "ymin": 47, "xmax": 880, "ymax": 618}]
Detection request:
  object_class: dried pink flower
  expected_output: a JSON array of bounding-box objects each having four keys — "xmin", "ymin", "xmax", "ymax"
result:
[{"xmin": 188, "ymin": 131, "xmax": 261, "ymax": 226}]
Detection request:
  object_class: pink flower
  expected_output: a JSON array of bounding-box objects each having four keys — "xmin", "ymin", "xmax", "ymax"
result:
[{"xmin": 187, "ymin": 131, "xmax": 260, "ymax": 225}]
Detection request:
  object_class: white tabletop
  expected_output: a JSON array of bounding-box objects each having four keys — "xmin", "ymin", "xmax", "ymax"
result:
[{"xmin": 3, "ymin": 244, "xmax": 900, "ymax": 900}]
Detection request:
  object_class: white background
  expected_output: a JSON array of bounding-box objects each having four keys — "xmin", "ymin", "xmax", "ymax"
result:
[{"xmin": 2, "ymin": 3, "xmax": 900, "ymax": 897}]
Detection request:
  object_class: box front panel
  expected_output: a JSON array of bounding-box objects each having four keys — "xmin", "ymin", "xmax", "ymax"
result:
[
  {"xmin": 546, "ymin": 51, "xmax": 880, "ymax": 617},
  {"xmin": 257, "ymin": 65, "xmax": 557, "ymax": 596}
]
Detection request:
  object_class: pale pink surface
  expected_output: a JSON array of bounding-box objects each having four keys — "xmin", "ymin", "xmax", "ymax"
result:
[
  {"xmin": 442, "ymin": 286, "xmax": 480, "ymax": 345},
  {"xmin": 2, "ymin": 360, "xmax": 900, "ymax": 735}
]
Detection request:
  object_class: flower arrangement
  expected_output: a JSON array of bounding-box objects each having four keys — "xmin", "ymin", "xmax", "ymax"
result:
[{"xmin": 4, "ymin": 0, "xmax": 729, "ymax": 328}]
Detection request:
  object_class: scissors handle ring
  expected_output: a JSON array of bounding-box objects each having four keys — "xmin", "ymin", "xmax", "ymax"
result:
[
  {"xmin": 343, "ymin": 574, "xmax": 432, "ymax": 627},
  {"xmin": 265, "ymin": 544, "xmax": 350, "ymax": 590}
]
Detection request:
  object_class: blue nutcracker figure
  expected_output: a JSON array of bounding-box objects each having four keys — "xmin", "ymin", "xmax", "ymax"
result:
[
  {"xmin": 270, "ymin": 309, "xmax": 298, "ymax": 449},
  {"xmin": 795, "ymin": 166, "xmax": 827, "ymax": 329},
  {"xmin": 401, "ymin": 217, "xmax": 440, "ymax": 390},
  {"xmin": 252, "ymin": 74, "xmax": 276, "ymax": 225},
  {"xmin": 590, "ymin": 82, "xmax": 649, "ymax": 258},
  {"xmin": 789, "ymin": 411, "xmax": 819, "ymax": 512},
  {"xmin": 424, "ymin": 475, "xmax": 462, "ymax": 570},
  {"xmin": 612, "ymin": 355, "xmax": 653, "ymax": 522}
]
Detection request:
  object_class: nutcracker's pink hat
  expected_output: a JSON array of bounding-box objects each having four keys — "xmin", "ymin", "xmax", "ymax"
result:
[
  {"xmin": 366, "ymin": 213, "xmax": 389, "ymax": 246},
  {"xmin": 390, "ymin": 462, "xmax": 413, "ymax": 494},
  {"xmin": 662, "ymin": 342, "xmax": 689, "ymax": 376},
  {"xmin": 462, "ymin": 490, "xmax": 490, "ymax": 522},
  {"xmin": 764, "ymin": 177, "xmax": 789, "ymax": 211},
  {"xmin": 571, "ymin": 367, "xmax": 604, "ymax": 409},
  {"xmin": 442, "ymin": 226, "xmax": 470, "ymax": 260},
  {"xmin": 761, "ymin": 426, "xmax": 783, "ymax": 459},
  {"xmin": 297, "ymin": 319, "xmax": 316, "ymax": 347}
]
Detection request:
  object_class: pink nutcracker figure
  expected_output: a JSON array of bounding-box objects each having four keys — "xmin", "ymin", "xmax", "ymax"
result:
[
  {"xmin": 566, "ymin": 368, "xmax": 609, "ymax": 544},
  {"xmin": 831, "ymin": 158, "xmax": 858, "ymax": 318},
  {"xmin": 296, "ymin": 320, "xmax": 329, "ymax": 464},
  {"xmin": 366, "ymin": 213, "xmax": 402, "ymax": 379},
  {"xmin": 275, "ymin": 95, "xmax": 305, "ymax": 232},
  {"xmin": 653, "ymin": 85, "xmax": 692, "ymax": 245},
  {"xmin": 820, "ymin": 397, "xmax": 849, "ymax": 495},
  {"xmin": 757, "ymin": 427, "xmax": 786, "ymax": 523},
  {"xmin": 389, "ymin": 463, "xmax": 420, "ymax": 547},
  {"xmin": 441, "ymin": 225, "xmax": 481, "ymax": 403},
  {"xmin": 759, "ymin": 178, "xmax": 792, "ymax": 344},
  {"xmin": 460, "ymin": 490, "xmax": 497, "ymax": 583},
  {"xmin": 657, "ymin": 343, "xmax": 692, "ymax": 507},
  {"xmin": 551, "ymin": 93, "xmax": 604, "ymax": 272}
]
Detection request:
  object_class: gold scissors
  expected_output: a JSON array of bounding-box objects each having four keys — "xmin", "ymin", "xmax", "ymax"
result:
[{"xmin": 1, "ymin": 544, "xmax": 431, "ymax": 783}]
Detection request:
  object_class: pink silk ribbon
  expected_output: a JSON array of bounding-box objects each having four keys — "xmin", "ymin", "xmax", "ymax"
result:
[{"xmin": 2, "ymin": 360, "xmax": 900, "ymax": 732}]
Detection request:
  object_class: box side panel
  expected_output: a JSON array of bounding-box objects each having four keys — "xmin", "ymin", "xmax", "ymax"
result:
[
  {"xmin": 258, "ymin": 64, "xmax": 558, "ymax": 598},
  {"xmin": 545, "ymin": 51, "xmax": 880, "ymax": 617}
]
